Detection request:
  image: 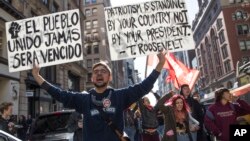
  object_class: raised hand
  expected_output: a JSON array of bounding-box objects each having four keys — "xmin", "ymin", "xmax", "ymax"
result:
[
  {"xmin": 32, "ymin": 62, "xmax": 45, "ymax": 85},
  {"xmin": 155, "ymin": 51, "xmax": 167, "ymax": 72}
]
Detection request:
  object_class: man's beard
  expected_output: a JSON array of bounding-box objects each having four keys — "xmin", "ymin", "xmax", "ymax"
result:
[{"xmin": 94, "ymin": 82, "xmax": 108, "ymax": 88}]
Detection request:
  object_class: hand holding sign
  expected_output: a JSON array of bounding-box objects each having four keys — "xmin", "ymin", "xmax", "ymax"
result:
[
  {"xmin": 32, "ymin": 61, "xmax": 45, "ymax": 86},
  {"xmin": 8, "ymin": 22, "xmax": 21, "ymax": 39},
  {"xmin": 155, "ymin": 51, "xmax": 166, "ymax": 72}
]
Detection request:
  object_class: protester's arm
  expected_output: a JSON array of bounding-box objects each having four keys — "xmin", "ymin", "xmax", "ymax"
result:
[
  {"xmin": 119, "ymin": 52, "xmax": 166, "ymax": 109},
  {"xmin": 234, "ymin": 98, "xmax": 250, "ymax": 116},
  {"xmin": 152, "ymin": 92, "xmax": 161, "ymax": 100},
  {"xmin": 204, "ymin": 109, "xmax": 222, "ymax": 137},
  {"xmin": 154, "ymin": 91, "xmax": 173, "ymax": 111},
  {"xmin": 32, "ymin": 64, "xmax": 87, "ymax": 111}
]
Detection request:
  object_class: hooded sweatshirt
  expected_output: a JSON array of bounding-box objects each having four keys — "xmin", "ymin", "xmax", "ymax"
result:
[{"xmin": 204, "ymin": 99, "xmax": 250, "ymax": 141}]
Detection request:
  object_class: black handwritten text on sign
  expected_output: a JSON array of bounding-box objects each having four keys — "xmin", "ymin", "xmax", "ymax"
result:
[
  {"xmin": 104, "ymin": 0, "xmax": 195, "ymax": 60},
  {"xmin": 6, "ymin": 9, "xmax": 82, "ymax": 72}
]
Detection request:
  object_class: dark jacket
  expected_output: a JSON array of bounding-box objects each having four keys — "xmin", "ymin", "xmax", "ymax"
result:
[
  {"xmin": 155, "ymin": 94, "xmax": 176, "ymax": 141},
  {"xmin": 17, "ymin": 119, "xmax": 28, "ymax": 140},
  {"xmin": 156, "ymin": 94, "xmax": 196, "ymax": 141},
  {"xmin": 40, "ymin": 70, "xmax": 160, "ymax": 141},
  {"xmin": 0, "ymin": 116, "xmax": 12, "ymax": 135},
  {"xmin": 204, "ymin": 99, "xmax": 250, "ymax": 141},
  {"xmin": 139, "ymin": 99, "xmax": 159, "ymax": 129},
  {"xmin": 185, "ymin": 96, "xmax": 205, "ymax": 128}
]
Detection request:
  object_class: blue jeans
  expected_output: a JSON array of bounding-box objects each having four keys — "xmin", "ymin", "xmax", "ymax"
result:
[
  {"xmin": 177, "ymin": 132, "xmax": 197, "ymax": 141},
  {"xmin": 157, "ymin": 125, "xmax": 164, "ymax": 138},
  {"xmin": 124, "ymin": 127, "xmax": 136, "ymax": 141}
]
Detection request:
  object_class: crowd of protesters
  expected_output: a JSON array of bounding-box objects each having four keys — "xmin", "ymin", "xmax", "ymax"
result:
[
  {"xmin": 122, "ymin": 85, "xmax": 250, "ymax": 141},
  {"xmin": 1, "ymin": 52, "xmax": 250, "ymax": 141}
]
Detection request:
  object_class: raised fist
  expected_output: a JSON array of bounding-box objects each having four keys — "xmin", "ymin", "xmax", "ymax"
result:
[{"xmin": 8, "ymin": 22, "xmax": 21, "ymax": 39}]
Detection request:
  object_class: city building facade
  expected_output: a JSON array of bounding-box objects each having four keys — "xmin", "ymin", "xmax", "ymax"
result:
[
  {"xmin": 83, "ymin": 0, "xmax": 126, "ymax": 89},
  {"xmin": 0, "ymin": 0, "xmax": 87, "ymax": 118},
  {"xmin": 193, "ymin": 0, "xmax": 250, "ymax": 94}
]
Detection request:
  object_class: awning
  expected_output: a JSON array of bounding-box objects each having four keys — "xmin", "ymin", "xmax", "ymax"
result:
[{"xmin": 231, "ymin": 83, "xmax": 250, "ymax": 96}]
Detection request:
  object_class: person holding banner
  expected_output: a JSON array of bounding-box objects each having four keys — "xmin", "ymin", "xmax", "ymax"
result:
[
  {"xmin": 204, "ymin": 88, "xmax": 250, "ymax": 141},
  {"xmin": 31, "ymin": 52, "xmax": 166, "ymax": 141}
]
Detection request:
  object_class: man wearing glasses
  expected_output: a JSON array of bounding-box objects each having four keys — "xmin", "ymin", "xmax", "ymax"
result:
[{"xmin": 32, "ymin": 52, "xmax": 166, "ymax": 141}]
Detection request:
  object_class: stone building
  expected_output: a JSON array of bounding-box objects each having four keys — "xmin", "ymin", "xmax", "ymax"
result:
[{"xmin": 0, "ymin": 0, "xmax": 87, "ymax": 118}]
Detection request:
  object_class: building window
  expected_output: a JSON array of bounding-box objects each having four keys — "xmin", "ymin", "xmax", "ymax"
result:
[
  {"xmin": 247, "ymin": 40, "xmax": 250, "ymax": 50},
  {"xmin": 243, "ymin": 12, "xmax": 248, "ymax": 19},
  {"xmin": 219, "ymin": 31, "xmax": 225, "ymax": 44},
  {"xmin": 92, "ymin": 8, "xmax": 97, "ymax": 15},
  {"xmin": 85, "ymin": 0, "xmax": 90, "ymax": 4},
  {"xmin": 40, "ymin": 66, "xmax": 56, "ymax": 83},
  {"xmin": 92, "ymin": 20, "xmax": 98, "ymax": 28},
  {"xmin": 87, "ymin": 59, "xmax": 92, "ymax": 68},
  {"xmin": 239, "ymin": 40, "xmax": 250, "ymax": 51},
  {"xmin": 221, "ymin": 45, "xmax": 228, "ymax": 59},
  {"xmin": 224, "ymin": 60, "xmax": 231, "ymax": 73},
  {"xmin": 51, "ymin": 2, "xmax": 59, "ymax": 13},
  {"xmin": 217, "ymin": 66, "xmax": 223, "ymax": 77},
  {"xmin": 239, "ymin": 40, "xmax": 246, "ymax": 50},
  {"xmin": 87, "ymin": 73, "xmax": 92, "ymax": 82},
  {"xmin": 42, "ymin": 0, "xmax": 49, "ymax": 6},
  {"xmin": 229, "ymin": 0, "xmax": 235, "ymax": 4},
  {"xmin": 85, "ymin": 33, "xmax": 91, "ymax": 42},
  {"xmin": 198, "ymin": 57, "xmax": 202, "ymax": 66},
  {"xmin": 236, "ymin": 11, "xmax": 244, "ymax": 20},
  {"xmin": 232, "ymin": 14, "xmax": 236, "ymax": 20},
  {"xmin": 92, "ymin": 32, "xmax": 99, "ymax": 41},
  {"xmin": 207, "ymin": 15, "xmax": 212, "ymax": 22},
  {"xmin": 92, "ymin": 0, "xmax": 96, "ymax": 3},
  {"xmin": 242, "ymin": 56, "xmax": 250, "ymax": 64},
  {"xmin": 94, "ymin": 58, "xmax": 100, "ymax": 64},
  {"xmin": 93, "ymin": 44, "xmax": 99, "ymax": 54},
  {"xmin": 68, "ymin": 72, "xmax": 80, "ymax": 91},
  {"xmin": 85, "ymin": 9, "xmax": 91, "ymax": 16},
  {"xmin": 197, "ymin": 48, "xmax": 200, "ymax": 56},
  {"xmin": 237, "ymin": 24, "xmax": 249, "ymax": 35},
  {"xmin": 216, "ymin": 19, "xmax": 223, "ymax": 30},
  {"xmin": 0, "ymin": 31, "xmax": 2, "ymax": 56},
  {"xmin": 85, "ymin": 21, "xmax": 91, "ymax": 29},
  {"xmin": 87, "ymin": 45, "xmax": 91, "ymax": 54}
]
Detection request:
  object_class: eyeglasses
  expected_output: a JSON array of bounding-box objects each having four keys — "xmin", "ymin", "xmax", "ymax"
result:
[{"xmin": 93, "ymin": 69, "xmax": 108, "ymax": 75}]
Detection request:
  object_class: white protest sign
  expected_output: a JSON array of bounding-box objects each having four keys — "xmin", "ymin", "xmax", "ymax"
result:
[
  {"xmin": 104, "ymin": 0, "xmax": 195, "ymax": 60},
  {"xmin": 6, "ymin": 9, "xmax": 82, "ymax": 72}
]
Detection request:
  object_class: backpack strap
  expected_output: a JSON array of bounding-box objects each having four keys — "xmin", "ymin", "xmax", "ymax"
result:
[{"xmin": 206, "ymin": 110, "xmax": 215, "ymax": 121}]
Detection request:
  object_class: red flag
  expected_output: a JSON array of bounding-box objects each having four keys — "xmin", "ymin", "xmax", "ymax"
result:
[
  {"xmin": 164, "ymin": 53, "xmax": 200, "ymax": 90},
  {"xmin": 231, "ymin": 83, "xmax": 250, "ymax": 96}
]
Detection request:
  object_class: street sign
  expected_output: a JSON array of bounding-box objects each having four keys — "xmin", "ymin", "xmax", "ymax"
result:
[{"xmin": 26, "ymin": 91, "xmax": 34, "ymax": 97}]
